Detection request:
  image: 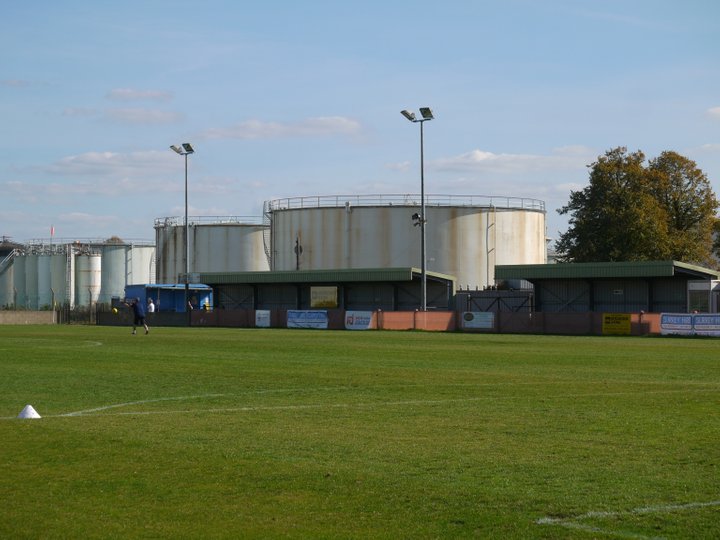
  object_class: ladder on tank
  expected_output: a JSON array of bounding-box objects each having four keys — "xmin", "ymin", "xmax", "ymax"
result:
[{"xmin": 0, "ymin": 249, "xmax": 18, "ymax": 276}]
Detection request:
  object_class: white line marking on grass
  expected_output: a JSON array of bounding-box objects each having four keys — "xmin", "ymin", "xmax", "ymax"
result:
[
  {"xmin": 2, "ymin": 385, "xmax": 717, "ymax": 421},
  {"xmin": 35, "ymin": 387, "xmax": 720, "ymax": 419},
  {"xmin": 55, "ymin": 394, "xmax": 227, "ymax": 417},
  {"xmin": 537, "ymin": 500, "xmax": 720, "ymax": 539}
]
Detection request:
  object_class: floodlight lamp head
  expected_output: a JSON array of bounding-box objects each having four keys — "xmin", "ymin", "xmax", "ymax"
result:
[
  {"xmin": 170, "ymin": 143, "xmax": 195, "ymax": 155},
  {"xmin": 401, "ymin": 109, "xmax": 416, "ymax": 122},
  {"xmin": 419, "ymin": 107, "xmax": 434, "ymax": 120}
]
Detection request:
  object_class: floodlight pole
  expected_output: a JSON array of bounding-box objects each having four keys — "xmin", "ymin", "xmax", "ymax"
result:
[
  {"xmin": 170, "ymin": 143, "xmax": 195, "ymax": 326},
  {"xmin": 183, "ymin": 151, "xmax": 189, "ymax": 326},
  {"xmin": 419, "ymin": 119, "xmax": 427, "ymax": 312},
  {"xmin": 401, "ymin": 108, "xmax": 434, "ymax": 311}
]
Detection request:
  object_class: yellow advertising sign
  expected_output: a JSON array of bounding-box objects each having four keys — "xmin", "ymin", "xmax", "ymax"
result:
[
  {"xmin": 602, "ymin": 313, "xmax": 631, "ymax": 335},
  {"xmin": 311, "ymin": 286, "xmax": 338, "ymax": 308}
]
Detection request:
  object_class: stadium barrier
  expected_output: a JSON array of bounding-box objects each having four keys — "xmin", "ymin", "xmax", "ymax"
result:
[{"xmin": 94, "ymin": 309, "xmax": 666, "ymax": 335}]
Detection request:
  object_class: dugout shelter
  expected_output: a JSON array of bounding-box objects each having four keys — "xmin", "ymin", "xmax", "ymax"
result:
[{"xmin": 494, "ymin": 260, "xmax": 720, "ymax": 313}]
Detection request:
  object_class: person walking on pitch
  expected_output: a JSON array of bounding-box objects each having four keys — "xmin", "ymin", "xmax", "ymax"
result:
[{"xmin": 125, "ymin": 297, "xmax": 149, "ymax": 335}]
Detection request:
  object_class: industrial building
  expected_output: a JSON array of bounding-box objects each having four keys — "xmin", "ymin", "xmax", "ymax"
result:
[
  {"xmin": 0, "ymin": 238, "xmax": 155, "ymax": 309},
  {"xmin": 153, "ymin": 194, "xmax": 547, "ymax": 293},
  {"xmin": 4, "ymin": 192, "xmax": 547, "ymax": 313}
]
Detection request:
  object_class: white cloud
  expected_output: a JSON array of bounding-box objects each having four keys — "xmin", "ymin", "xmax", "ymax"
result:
[
  {"xmin": 433, "ymin": 146, "xmax": 595, "ymax": 174},
  {"xmin": 199, "ymin": 116, "xmax": 361, "ymax": 140},
  {"xmin": 107, "ymin": 88, "xmax": 173, "ymax": 101},
  {"xmin": 706, "ymin": 107, "xmax": 720, "ymax": 119},
  {"xmin": 0, "ymin": 79, "xmax": 32, "ymax": 87},
  {"xmin": 63, "ymin": 107, "xmax": 99, "ymax": 117},
  {"xmin": 45, "ymin": 150, "xmax": 172, "ymax": 177},
  {"xmin": 104, "ymin": 108, "xmax": 183, "ymax": 124},
  {"xmin": 385, "ymin": 160, "xmax": 411, "ymax": 172}
]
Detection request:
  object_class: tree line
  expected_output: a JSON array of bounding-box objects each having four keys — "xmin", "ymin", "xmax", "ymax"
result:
[{"xmin": 555, "ymin": 147, "xmax": 719, "ymax": 268}]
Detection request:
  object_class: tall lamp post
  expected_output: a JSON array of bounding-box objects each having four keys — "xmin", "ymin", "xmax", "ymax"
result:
[
  {"xmin": 401, "ymin": 107, "xmax": 434, "ymax": 311},
  {"xmin": 170, "ymin": 143, "xmax": 195, "ymax": 324}
]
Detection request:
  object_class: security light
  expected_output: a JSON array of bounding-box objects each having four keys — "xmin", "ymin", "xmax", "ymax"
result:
[
  {"xmin": 401, "ymin": 110, "xmax": 416, "ymax": 122},
  {"xmin": 170, "ymin": 143, "xmax": 195, "ymax": 155},
  {"xmin": 419, "ymin": 107, "xmax": 434, "ymax": 120},
  {"xmin": 400, "ymin": 106, "xmax": 435, "ymax": 311}
]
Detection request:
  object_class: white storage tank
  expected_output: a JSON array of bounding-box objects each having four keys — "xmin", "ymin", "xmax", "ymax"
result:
[
  {"xmin": 100, "ymin": 243, "xmax": 126, "ymax": 304},
  {"xmin": 75, "ymin": 253, "xmax": 102, "ymax": 307},
  {"xmin": 98, "ymin": 241, "xmax": 155, "ymax": 304},
  {"xmin": 127, "ymin": 244, "xmax": 156, "ymax": 286},
  {"xmin": 12, "ymin": 255, "xmax": 26, "ymax": 308},
  {"xmin": 0, "ymin": 256, "xmax": 15, "ymax": 307},
  {"xmin": 154, "ymin": 217, "xmax": 269, "ymax": 283},
  {"xmin": 37, "ymin": 254, "xmax": 53, "ymax": 308},
  {"xmin": 265, "ymin": 194, "xmax": 547, "ymax": 290},
  {"xmin": 50, "ymin": 251, "xmax": 70, "ymax": 307},
  {"xmin": 24, "ymin": 253, "xmax": 39, "ymax": 309}
]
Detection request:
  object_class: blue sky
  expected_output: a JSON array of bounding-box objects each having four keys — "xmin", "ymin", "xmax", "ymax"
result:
[{"xmin": 2, "ymin": 0, "xmax": 719, "ymax": 244}]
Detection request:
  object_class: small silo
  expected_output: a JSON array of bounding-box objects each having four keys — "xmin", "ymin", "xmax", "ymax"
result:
[
  {"xmin": 12, "ymin": 254, "xmax": 26, "ymax": 308},
  {"xmin": 75, "ymin": 252, "xmax": 102, "ymax": 307},
  {"xmin": 154, "ymin": 217, "xmax": 269, "ymax": 283},
  {"xmin": 100, "ymin": 240, "xmax": 156, "ymax": 303},
  {"xmin": 100, "ymin": 242, "xmax": 127, "ymax": 304},
  {"xmin": 0, "ymin": 258, "xmax": 13, "ymax": 307},
  {"xmin": 127, "ymin": 244, "xmax": 156, "ymax": 285},
  {"xmin": 0, "ymin": 239, "xmax": 21, "ymax": 307},
  {"xmin": 24, "ymin": 253, "xmax": 39, "ymax": 309},
  {"xmin": 265, "ymin": 194, "xmax": 547, "ymax": 290},
  {"xmin": 50, "ymin": 248, "xmax": 70, "ymax": 307},
  {"xmin": 37, "ymin": 253, "xmax": 53, "ymax": 308}
]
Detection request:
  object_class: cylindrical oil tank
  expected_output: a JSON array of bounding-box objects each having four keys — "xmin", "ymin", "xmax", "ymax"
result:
[
  {"xmin": 75, "ymin": 253, "xmax": 102, "ymax": 307},
  {"xmin": 100, "ymin": 244, "xmax": 126, "ymax": 304},
  {"xmin": 127, "ymin": 245, "xmax": 156, "ymax": 285},
  {"xmin": 154, "ymin": 218, "xmax": 269, "ymax": 283},
  {"xmin": 0, "ymin": 256, "xmax": 15, "ymax": 307},
  {"xmin": 13, "ymin": 255, "xmax": 26, "ymax": 308},
  {"xmin": 37, "ymin": 254, "xmax": 53, "ymax": 308},
  {"xmin": 266, "ymin": 195, "xmax": 547, "ymax": 290},
  {"xmin": 99, "ymin": 243, "xmax": 155, "ymax": 304},
  {"xmin": 50, "ymin": 252, "xmax": 69, "ymax": 306},
  {"xmin": 24, "ymin": 254, "xmax": 39, "ymax": 310}
]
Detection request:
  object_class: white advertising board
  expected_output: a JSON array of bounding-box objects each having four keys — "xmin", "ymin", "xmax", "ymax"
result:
[
  {"xmin": 660, "ymin": 313, "xmax": 720, "ymax": 336},
  {"xmin": 462, "ymin": 311, "xmax": 495, "ymax": 330},
  {"xmin": 255, "ymin": 309, "xmax": 271, "ymax": 328},
  {"xmin": 345, "ymin": 311, "xmax": 373, "ymax": 330},
  {"xmin": 287, "ymin": 310, "xmax": 328, "ymax": 329}
]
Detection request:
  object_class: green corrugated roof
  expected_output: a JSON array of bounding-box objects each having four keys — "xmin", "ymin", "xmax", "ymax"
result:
[
  {"xmin": 495, "ymin": 261, "xmax": 720, "ymax": 280},
  {"xmin": 199, "ymin": 267, "xmax": 457, "ymax": 285}
]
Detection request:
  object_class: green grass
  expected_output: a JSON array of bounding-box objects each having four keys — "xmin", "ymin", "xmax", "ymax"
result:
[{"xmin": 1, "ymin": 326, "xmax": 719, "ymax": 538}]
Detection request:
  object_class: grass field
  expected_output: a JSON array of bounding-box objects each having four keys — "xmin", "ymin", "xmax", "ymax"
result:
[{"xmin": 1, "ymin": 325, "xmax": 719, "ymax": 539}]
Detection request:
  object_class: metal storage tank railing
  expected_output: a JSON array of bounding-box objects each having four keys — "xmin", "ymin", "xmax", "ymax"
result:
[
  {"xmin": 264, "ymin": 194, "xmax": 547, "ymax": 290},
  {"xmin": 154, "ymin": 217, "xmax": 269, "ymax": 283}
]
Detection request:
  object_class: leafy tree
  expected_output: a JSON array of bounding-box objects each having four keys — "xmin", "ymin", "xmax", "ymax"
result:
[
  {"xmin": 556, "ymin": 147, "xmax": 718, "ymax": 266},
  {"xmin": 647, "ymin": 151, "xmax": 718, "ymax": 265}
]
